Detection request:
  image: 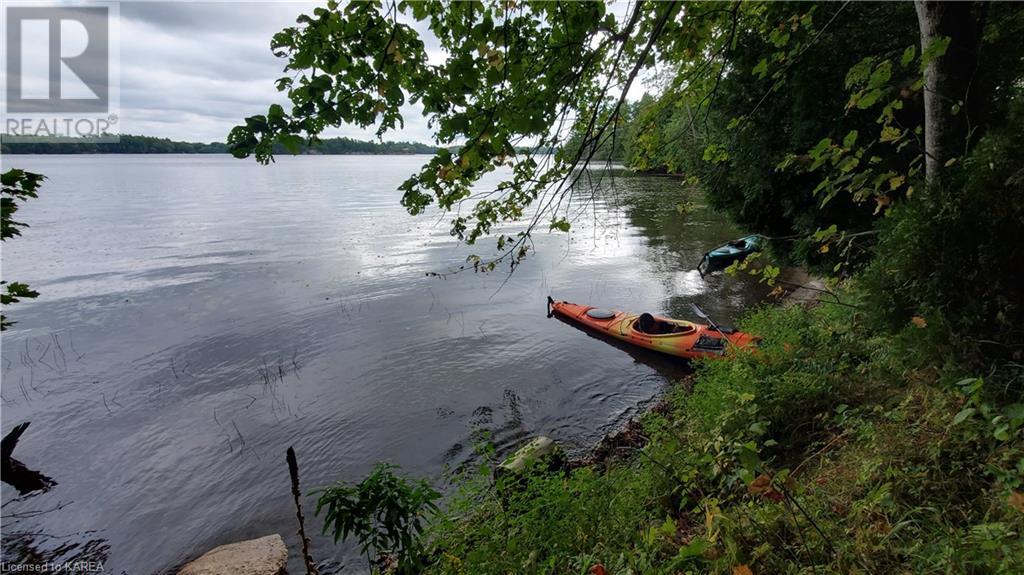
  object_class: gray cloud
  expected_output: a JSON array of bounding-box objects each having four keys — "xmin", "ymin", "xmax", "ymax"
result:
[
  {"xmin": 105, "ymin": 2, "xmax": 639, "ymax": 144},
  {"xmin": 115, "ymin": 1, "xmax": 434, "ymax": 143},
  {"xmin": 121, "ymin": 1, "xmax": 303, "ymax": 32}
]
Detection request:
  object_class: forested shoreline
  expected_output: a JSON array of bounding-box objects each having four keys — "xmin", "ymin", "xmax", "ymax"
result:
[{"xmin": 0, "ymin": 134, "xmax": 438, "ymax": 155}]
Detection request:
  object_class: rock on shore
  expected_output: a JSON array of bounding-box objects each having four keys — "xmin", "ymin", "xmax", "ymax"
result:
[{"xmin": 177, "ymin": 534, "xmax": 287, "ymax": 575}]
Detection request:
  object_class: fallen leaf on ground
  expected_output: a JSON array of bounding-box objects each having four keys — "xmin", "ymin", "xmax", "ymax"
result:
[
  {"xmin": 748, "ymin": 474, "xmax": 784, "ymax": 502},
  {"xmin": 1009, "ymin": 491, "xmax": 1024, "ymax": 513}
]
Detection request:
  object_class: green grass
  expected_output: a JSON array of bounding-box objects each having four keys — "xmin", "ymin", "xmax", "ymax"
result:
[{"xmin": 422, "ymin": 288, "xmax": 1024, "ymax": 574}]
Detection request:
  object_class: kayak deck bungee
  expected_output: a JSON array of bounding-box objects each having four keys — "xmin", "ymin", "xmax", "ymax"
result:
[{"xmin": 548, "ymin": 298, "xmax": 758, "ymax": 360}]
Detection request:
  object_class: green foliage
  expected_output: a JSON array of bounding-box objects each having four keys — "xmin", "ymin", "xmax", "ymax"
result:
[
  {"xmin": 231, "ymin": 0, "xmax": 764, "ymax": 265},
  {"xmin": 1, "ymin": 168, "xmax": 44, "ymax": 330},
  {"xmin": 1, "ymin": 168, "xmax": 43, "ymax": 240},
  {"xmin": 0, "ymin": 134, "xmax": 437, "ymax": 155},
  {"xmin": 861, "ymin": 94, "xmax": 1024, "ymax": 363},
  {"xmin": 315, "ymin": 462, "xmax": 440, "ymax": 574},
  {"xmin": 621, "ymin": 1, "xmax": 1019, "ymax": 293},
  {"xmin": 772, "ymin": 31, "xmax": 932, "ymax": 273},
  {"xmin": 617, "ymin": 1, "xmax": 1024, "ymax": 366},
  {"xmin": 422, "ymin": 296, "xmax": 1024, "ymax": 574},
  {"xmin": 427, "ymin": 453, "xmax": 663, "ymax": 574},
  {"xmin": 630, "ymin": 2, "xmax": 918, "ymax": 272}
]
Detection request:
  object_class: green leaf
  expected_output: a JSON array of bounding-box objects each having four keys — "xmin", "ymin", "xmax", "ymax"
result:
[
  {"xmin": 812, "ymin": 224, "xmax": 838, "ymax": 242},
  {"xmin": 278, "ymin": 134, "xmax": 304, "ymax": 155},
  {"xmin": 837, "ymin": 156, "xmax": 860, "ymax": 173},
  {"xmin": 900, "ymin": 45, "xmax": 916, "ymax": 67},
  {"xmin": 867, "ymin": 60, "xmax": 892, "ymax": 90},
  {"xmin": 702, "ymin": 144, "xmax": 729, "ymax": 164},
  {"xmin": 738, "ymin": 445, "xmax": 760, "ymax": 472},
  {"xmin": 674, "ymin": 537, "xmax": 710, "ymax": 560},
  {"xmin": 1002, "ymin": 403, "xmax": 1024, "ymax": 421},
  {"xmin": 809, "ymin": 138, "xmax": 833, "ymax": 159},
  {"xmin": 880, "ymin": 125, "xmax": 902, "ymax": 142},
  {"xmin": 845, "ymin": 57, "xmax": 875, "ymax": 88},
  {"xmin": 549, "ymin": 218, "xmax": 571, "ymax": 232},
  {"xmin": 752, "ymin": 58, "xmax": 768, "ymax": 79},
  {"xmin": 857, "ymin": 88, "xmax": 884, "ymax": 109},
  {"xmin": 921, "ymin": 35, "xmax": 951, "ymax": 69},
  {"xmin": 769, "ymin": 30, "xmax": 790, "ymax": 48},
  {"xmin": 953, "ymin": 407, "xmax": 976, "ymax": 426}
]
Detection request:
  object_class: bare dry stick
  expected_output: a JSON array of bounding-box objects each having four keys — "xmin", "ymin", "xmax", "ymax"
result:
[{"xmin": 287, "ymin": 447, "xmax": 320, "ymax": 575}]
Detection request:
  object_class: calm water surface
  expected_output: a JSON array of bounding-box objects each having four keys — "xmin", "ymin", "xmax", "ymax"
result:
[{"xmin": 1, "ymin": 155, "xmax": 771, "ymax": 573}]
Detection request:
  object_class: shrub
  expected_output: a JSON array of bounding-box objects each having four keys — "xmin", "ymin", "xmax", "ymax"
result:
[
  {"xmin": 862, "ymin": 96, "xmax": 1024, "ymax": 372},
  {"xmin": 315, "ymin": 463, "xmax": 440, "ymax": 574}
]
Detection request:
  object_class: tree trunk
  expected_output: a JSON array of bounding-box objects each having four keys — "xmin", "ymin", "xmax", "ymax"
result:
[{"xmin": 914, "ymin": 1, "xmax": 981, "ymax": 182}]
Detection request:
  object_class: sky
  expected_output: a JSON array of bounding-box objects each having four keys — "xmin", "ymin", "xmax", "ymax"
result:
[
  {"xmin": 4, "ymin": 1, "xmax": 643, "ymax": 144},
  {"xmin": 117, "ymin": 1, "xmax": 434, "ymax": 143}
]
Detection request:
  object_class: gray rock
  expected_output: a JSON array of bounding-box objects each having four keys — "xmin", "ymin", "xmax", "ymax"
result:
[
  {"xmin": 496, "ymin": 436, "xmax": 564, "ymax": 476},
  {"xmin": 178, "ymin": 534, "xmax": 287, "ymax": 575}
]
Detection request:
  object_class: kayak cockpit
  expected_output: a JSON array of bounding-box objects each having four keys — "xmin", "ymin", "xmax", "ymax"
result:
[{"xmin": 632, "ymin": 313, "xmax": 697, "ymax": 336}]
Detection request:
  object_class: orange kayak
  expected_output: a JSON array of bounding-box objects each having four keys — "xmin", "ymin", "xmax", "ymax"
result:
[{"xmin": 548, "ymin": 298, "xmax": 758, "ymax": 360}]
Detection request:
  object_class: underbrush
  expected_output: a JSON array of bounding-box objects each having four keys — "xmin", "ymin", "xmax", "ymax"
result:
[{"xmin": 423, "ymin": 292, "xmax": 1024, "ymax": 574}]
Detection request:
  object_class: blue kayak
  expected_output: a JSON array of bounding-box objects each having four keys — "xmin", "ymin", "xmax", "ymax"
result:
[{"xmin": 698, "ymin": 234, "xmax": 762, "ymax": 273}]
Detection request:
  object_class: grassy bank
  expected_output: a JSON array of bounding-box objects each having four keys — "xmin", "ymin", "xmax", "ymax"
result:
[{"xmin": 423, "ymin": 291, "xmax": 1024, "ymax": 574}]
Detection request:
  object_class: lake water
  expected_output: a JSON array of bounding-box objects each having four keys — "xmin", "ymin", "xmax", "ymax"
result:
[{"xmin": 0, "ymin": 155, "xmax": 772, "ymax": 573}]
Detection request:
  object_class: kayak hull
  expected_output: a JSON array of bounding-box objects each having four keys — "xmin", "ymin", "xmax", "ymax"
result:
[
  {"xmin": 700, "ymin": 234, "xmax": 762, "ymax": 271},
  {"xmin": 549, "ymin": 300, "xmax": 758, "ymax": 360}
]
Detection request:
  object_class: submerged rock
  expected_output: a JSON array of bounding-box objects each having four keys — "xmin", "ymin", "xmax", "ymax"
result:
[
  {"xmin": 177, "ymin": 534, "xmax": 287, "ymax": 575},
  {"xmin": 496, "ymin": 436, "xmax": 565, "ymax": 477}
]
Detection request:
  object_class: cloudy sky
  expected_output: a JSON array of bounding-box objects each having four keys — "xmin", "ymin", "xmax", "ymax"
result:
[
  {"xmin": 5, "ymin": 1, "xmax": 642, "ymax": 144},
  {"xmin": 115, "ymin": 1, "xmax": 444, "ymax": 143}
]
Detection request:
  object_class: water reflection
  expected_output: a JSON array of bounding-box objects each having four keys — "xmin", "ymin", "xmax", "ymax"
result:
[
  {"xmin": 2, "ymin": 531, "xmax": 110, "ymax": 575},
  {"xmin": 585, "ymin": 169, "xmax": 774, "ymax": 322}
]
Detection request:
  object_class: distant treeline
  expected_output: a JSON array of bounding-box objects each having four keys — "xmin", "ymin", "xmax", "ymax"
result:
[{"xmin": 1, "ymin": 134, "xmax": 439, "ymax": 155}]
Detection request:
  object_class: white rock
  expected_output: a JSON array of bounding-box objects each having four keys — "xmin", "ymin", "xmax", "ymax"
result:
[
  {"xmin": 497, "ymin": 436, "xmax": 564, "ymax": 475},
  {"xmin": 178, "ymin": 534, "xmax": 287, "ymax": 575}
]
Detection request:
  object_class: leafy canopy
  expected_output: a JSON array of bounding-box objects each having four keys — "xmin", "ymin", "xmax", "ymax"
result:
[
  {"xmin": 1, "ymin": 169, "xmax": 44, "ymax": 330},
  {"xmin": 230, "ymin": 0, "xmax": 753, "ymax": 268}
]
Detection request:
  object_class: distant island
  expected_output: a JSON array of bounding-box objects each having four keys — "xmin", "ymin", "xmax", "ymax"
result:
[{"xmin": 0, "ymin": 134, "xmax": 439, "ymax": 155}]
